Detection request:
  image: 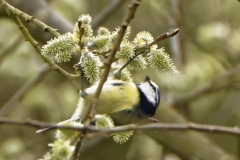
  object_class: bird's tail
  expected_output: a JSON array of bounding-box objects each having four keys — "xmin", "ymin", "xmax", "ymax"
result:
[
  {"xmin": 36, "ymin": 119, "xmax": 75, "ymax": 133},
  {"xmin": 36, "ymin": 127, "xmax": 53, "ymax": 133}
]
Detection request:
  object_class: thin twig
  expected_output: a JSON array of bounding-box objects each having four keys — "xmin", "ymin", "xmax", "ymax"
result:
[
  {"xmin": 93, "ymin": 29, "xmax": 179, "ymax": 61},
  {"xmin": 4, "ymin": 14, "xmax": 80, "ymax": 90},
  {"xmin": 0, "ymin": 1, "xmax": 78, "ymax": 87},
  {"xmin": 113, "ymin": 29, "xmax": 179, "ymax": 78},
  {"xmin": 113, "ymin": 51, "xmax": 144, "ymax": 79},
  {"xmin": 135, "ymin": 28, "xmax": 179, "ymax": 50},
  {"xmin": 1, "ymin": 117, "xmax": 240, "ymax": 137},
  {"xmin": 71, "ymin": 133, "xmax": 83, "ymax": 160},
  {"xmin": 70, "ymin": 21, "xmax": 87, "ymax": 160},
  {"xmin": 88, "ymin": 0, "xmax": 142, "ymax": 121},
  {"xmin": 0, "ymin": 64, "xmax": 49, "ymax": 116},
  {"xmin": 0, "ymin": 0, "xmax": 60, "ymax": 37},
  {"xmin": 70, "ymin": 1, "xmax": 141, "ymax": 158}
]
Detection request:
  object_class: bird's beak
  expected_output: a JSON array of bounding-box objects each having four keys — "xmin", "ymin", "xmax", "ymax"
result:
[{"xmin": 145, "ymin": 75, "xmax": 150, "ymax": 82}]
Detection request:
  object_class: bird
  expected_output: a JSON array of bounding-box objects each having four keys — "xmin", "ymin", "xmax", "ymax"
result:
[{"xmin": 36, "ymin": 75, "xmax": 160, "ymax": 133}]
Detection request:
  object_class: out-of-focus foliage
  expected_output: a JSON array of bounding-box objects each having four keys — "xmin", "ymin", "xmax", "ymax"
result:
[{"xmin": 1, "ymin": 0, "xmax": 240, "ymax": 160}]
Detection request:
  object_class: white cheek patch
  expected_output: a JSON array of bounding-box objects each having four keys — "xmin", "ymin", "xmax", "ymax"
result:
[{"xmin": 139, "ymin": 83, "xmax": 156, "ymax": 103}]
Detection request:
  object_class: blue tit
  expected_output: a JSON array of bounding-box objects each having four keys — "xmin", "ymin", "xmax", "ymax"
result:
[{"xmin": 36, "ymin": 75, "xmax": 160, "ymax": 133}]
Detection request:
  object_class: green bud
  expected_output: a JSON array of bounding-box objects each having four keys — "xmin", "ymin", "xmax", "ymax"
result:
[
  {"xmin": 82, "ymin": 52, "xmax": 102, "ymax": 84},
  {"xmin": 121, "ymin": 68, "xmax": 133, "ymax": 82},
  {"xmin": 97, "ymin": 27, "xmax": 111, "ymax": 36},
  {"xmin": 147, "ymin": 47, "xmax": 180, "ymax": 75},
  {"xmin": 126, "ymin": 55, "xmax": 147, "ymax": 71},
  {"xmin": 41, "ymin": 32, "xmax": 76, "ymax": 63},
  {"xmin": 95, "ymin": 115, "xmax": 115, "ymax": 129},
  {"xmin": 133, "ymin": 31, "xmax": 154, "ymax": 47},
  {"xmin": 116, "ymin": 40, "xmax": 135, "ymax": 60},
  {"xmin": 112, "ymin": 131, "xmax": 134, "ymax": 144}
]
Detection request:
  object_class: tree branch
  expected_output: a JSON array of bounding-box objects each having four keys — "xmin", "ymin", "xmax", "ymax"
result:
[
  {"xmin": 88, "ymin": 0, "xmax": 142, "ymax": 120},
  {"xmin": 0, "ymin": 0, "xmax": 61, "ymax": 37},
  {"xmin": 113, "ymin": 29, "xmax": 179, "ymax": 78},
  {"xmin": 71, "ymin": 132, "xmax": 85, "ymax": 160},
  {"xmin": 2, "ymin": 11, "xmax": 80, "ymax": 90},
  {"xmin": 113, "ymin": 50, "xmax": 144, "ymax": 79},
  {"xmin": 135, "ymin": 28, "xmax": 179, "ymax": 50},
  {"xmin": 1, "ymin": 117, "xmax": 240, "ymax": 137}
]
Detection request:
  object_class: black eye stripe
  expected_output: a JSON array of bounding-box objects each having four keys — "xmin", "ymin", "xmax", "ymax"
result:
[
  {"xmin": 148, "ymin": 81, "xmax": 157, "ymax": 92},
  {"xmin": 111, "ymin": 82, "xmax": 123, "ymax": 86},
  {"xmin": 152, "ymin": 85, "xmax": 156, "ymax": 91}
]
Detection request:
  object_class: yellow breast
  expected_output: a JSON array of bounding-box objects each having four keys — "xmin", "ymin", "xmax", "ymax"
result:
[{"xmin": 84, "ymin": 81, "xmax": 139, "ymax": 114}]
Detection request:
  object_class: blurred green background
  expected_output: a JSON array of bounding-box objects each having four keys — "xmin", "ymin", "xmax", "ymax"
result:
[{"xmin": 1, "ymin": 0, "xmax": 240, "ymax": 159}]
